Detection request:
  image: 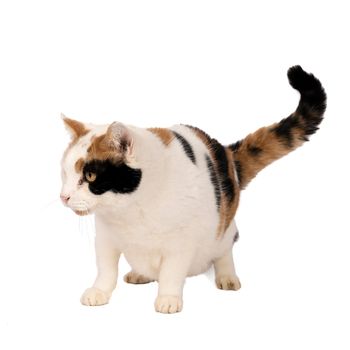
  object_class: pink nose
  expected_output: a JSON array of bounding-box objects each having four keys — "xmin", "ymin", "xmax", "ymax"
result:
[{"xmin": 60, "ymin": 194, "xmax": 70, "ymax": 205}]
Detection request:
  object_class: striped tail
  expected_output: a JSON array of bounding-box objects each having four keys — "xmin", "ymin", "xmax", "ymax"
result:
[{"xmin": 229, "ymin": 65, "xmax": 327, "ymax": 189}]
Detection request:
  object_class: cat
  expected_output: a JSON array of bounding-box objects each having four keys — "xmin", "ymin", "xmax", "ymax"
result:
[{"xmin": 60, "ymin": 66, "xmax": 326, "ymax": 313}]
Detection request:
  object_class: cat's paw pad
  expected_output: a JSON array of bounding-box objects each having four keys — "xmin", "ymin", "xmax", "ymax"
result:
[
  {"xmin": 124, "ymin": 271, "xmax": 154, "ymax": 284},
  {"xmin": 80, "ymin": 287, "xmax": 110, "ymax": 306},
  {"xmin": 154, "ymin": 295, "xmax": 183, "ymax": 314},
  {"xmin": 216, "ymin": 275, "xmax": 241, "ymax": 291}
]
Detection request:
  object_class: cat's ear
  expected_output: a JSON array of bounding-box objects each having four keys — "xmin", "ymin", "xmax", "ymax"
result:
[
  {"xmin": 61, "ymin": 113, "xmax": 89, "ymax": 140},
  {"xmin": 105, "ymin": 122, "xmax": 135, "ymax": 163}
]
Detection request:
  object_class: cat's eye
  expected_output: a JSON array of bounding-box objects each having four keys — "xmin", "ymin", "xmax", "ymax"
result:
[{"xmin": 85, "ymin": 172, "xmax": 97, "ymax": 182}]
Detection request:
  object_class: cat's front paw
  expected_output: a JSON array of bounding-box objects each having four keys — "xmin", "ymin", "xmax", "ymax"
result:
[
  {"xmin": 216, "ymin": 275, "xmax": 241, "ymax": 291},
  {"xmin": 80, "ymin": 287, "xmax": 110, "ymax": 306},
  {"xmin": 154, "ymin": 295, "xmax": 183, "ymax": 314}
]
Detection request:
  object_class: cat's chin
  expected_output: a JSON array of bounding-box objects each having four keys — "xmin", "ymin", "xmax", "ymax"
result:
[{"xmin": 74, "ymin": 210, "xmax": 90, "ymax": 216}]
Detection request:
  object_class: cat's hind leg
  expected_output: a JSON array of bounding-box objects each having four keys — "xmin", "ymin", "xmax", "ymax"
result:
[{"xmin": 214, "ymin": 250, "xmax": 241, "ymax": 291}]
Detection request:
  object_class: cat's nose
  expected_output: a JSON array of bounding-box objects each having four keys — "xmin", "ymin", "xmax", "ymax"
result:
[{"xmin": 60, "ymin": 194, "xmax": 70, "ymax": 205}]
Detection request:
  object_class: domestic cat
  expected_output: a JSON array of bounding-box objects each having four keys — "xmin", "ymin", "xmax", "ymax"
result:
[{"xmin": 60, "ymin": 66, "xmax": 326, "ymax": 313}]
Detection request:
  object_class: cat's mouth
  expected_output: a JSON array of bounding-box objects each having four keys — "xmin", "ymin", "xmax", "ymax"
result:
[{"xmin": 68, "ymin": 199, "xmax": 92, "ymax": 216}]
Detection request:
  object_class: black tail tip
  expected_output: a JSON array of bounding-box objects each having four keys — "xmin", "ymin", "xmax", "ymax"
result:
[
  {"xmin": 287, "ymin": 65, "xmax": 327, "ymax": 115},
  {"xmin": 287, "ymin": 65, "xmax": 323, "ymax": 93}
]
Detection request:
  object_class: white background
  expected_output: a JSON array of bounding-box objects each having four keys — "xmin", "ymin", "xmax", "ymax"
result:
[{"xmin": 1, "ymin": 1, "xmax": 349, "ymax": 349}]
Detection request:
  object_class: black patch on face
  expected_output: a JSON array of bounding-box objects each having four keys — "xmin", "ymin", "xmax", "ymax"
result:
[
  {"xmin": 234, "ymin": 160, "xmax": 243, "ymax": 185},
  {"xmin": 82, "ymin": 160, "xmax": 142, "ymax": 195},
  {"xmin": 205, "ymin": 154, "xmax": 221, "ymax": 210},
  {"xmin": 228, "ymin": 140, "xmax": 242, "ymax": 153},
  {"xmin": 248, "ymin": 145, "xmax": 262, "ymax": 156},
  {"xmin": 273, "ymin": 113, "xmax": 300, "ymax": 148},
  {"xmin": 173, "ymin": 131, "xmax": 196, "ymax": 164},
  {"xmin": 210, "ymin": 140, "xmax": 235, "ymax": 204}
]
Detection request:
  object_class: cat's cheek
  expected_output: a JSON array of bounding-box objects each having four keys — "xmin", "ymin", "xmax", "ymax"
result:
[{"xmin": 81, "ymin": 189, "xmax": 100, "ymax": 207}]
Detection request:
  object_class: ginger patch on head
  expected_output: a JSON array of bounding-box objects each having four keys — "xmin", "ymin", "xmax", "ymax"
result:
[
  {"xmin": 62, "ymin": 117, "xmax": 91, "ymax": 164},
  {"xmin": 87, "ymin": 134, "xmax": 122, "ymax": 163},
  {"xmin": 63, "ymin": 117, "xmax": 90, "ymax": 140},
  {"xmin": 75, "ymin": 158, "xmax": 85, "ymax": 173},
  {"xmin": 86, "ymin": 121, "xmax": 133, "ymax": 164}
]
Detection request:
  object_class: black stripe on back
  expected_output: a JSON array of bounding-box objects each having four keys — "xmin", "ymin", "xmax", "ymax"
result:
[
  {"xmin": 211, "ymin": 140, "xmax": 235, "ymax": 204},
  {"xmin": 205, "ymin": 154, "xmax": 221, "ymax": 210},
  {"xmin": 184, "ymin": 124, "xmax": 212, "ymax": 144},
  {"xmin": 173, "ymin": 131, "xmax": 196, "ymax": 164},
  {"xmin": 185, "ymin": 124, "xmax": 235, "ymax": 203}
]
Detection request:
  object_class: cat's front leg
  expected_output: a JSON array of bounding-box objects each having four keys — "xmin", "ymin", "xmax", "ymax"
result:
[
  {"xmin": 81, "ymin": 219, "xmax": 120, "ymax": 306},
  {"xmin": 154, "ymin": 252, "xmax": 193, "ymax": 314}
]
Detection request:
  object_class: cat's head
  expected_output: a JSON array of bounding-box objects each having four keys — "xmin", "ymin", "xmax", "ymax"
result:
[{"xmin": 60, "ymin": 115, "xmax": 142, "ymax": 216}]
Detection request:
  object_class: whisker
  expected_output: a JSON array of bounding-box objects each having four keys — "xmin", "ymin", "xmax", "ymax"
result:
[
  {"xmin": 87, "ymin": 215, "xmax": 95, "ymax": 235},
  {"xmin": 78, "ymin": 216, "xmax": 83, "ymax": 237},
  {"xmin": 41, "ymin": 198, "xmax": 60, "ymax": 210},
  {"xmin": 75, "ymin": 201, "xmax": 94, "ymax": 245}
]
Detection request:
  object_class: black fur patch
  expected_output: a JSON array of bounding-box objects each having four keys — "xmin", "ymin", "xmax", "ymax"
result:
[
  {"xmin": 83, "ymin": 160, "xmax": 142, "ymax": 195},
  {"xmin": 288, "ymin": 66, "xmax": 326, "ymax": 142},
  {"xmin": 274, "ymin": 66, "xmax": 327, "ymax": 147},
  {"xmin": 173, "ymin": 131, "xmax": 196, "ymax": 164},
  {"xmin": 211, "ymin": 140, "xmax": 235, "ymax": 204},
  {"xmin": 288, "ymin": 65, "xmax": 327, "ymax": 117},
  {"xmin": 248, "ymin": 145, "xmax": 262, "ymax": 156},
  {"xmin": 229, "ymin": 140, "xmax": 242, "ymax": 153},
  {"xmin": 273, "ymin": 113, "xmax": 300, "ymax": 148},
  {"xmin": 205, "ymin": 154, "xmax": 221, "ymax": 210},
  {"xmin": 234, "ymin": 160, "xmax": 243, "ymax": 185}
]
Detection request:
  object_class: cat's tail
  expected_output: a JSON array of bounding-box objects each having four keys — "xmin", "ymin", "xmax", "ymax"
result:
[{"xmin": 229, "ymin": 65, "xmax": 327, "ymax": 189}]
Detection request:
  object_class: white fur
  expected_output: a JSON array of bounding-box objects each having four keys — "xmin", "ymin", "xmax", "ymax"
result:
[{"xmin": 61, "ymin": 123, "xmax": 240, "ymax": 313}]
